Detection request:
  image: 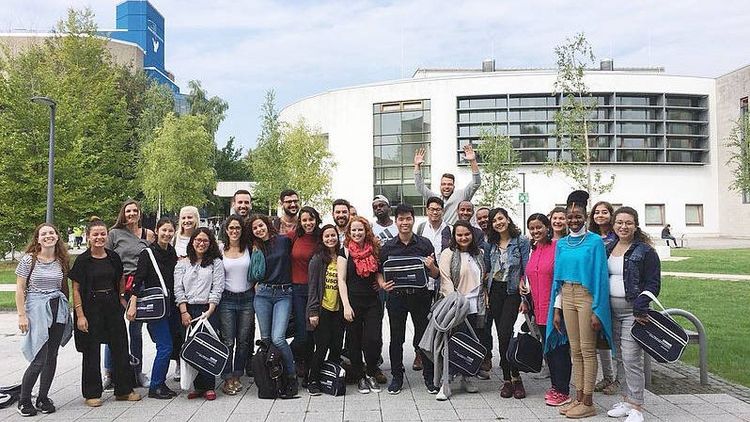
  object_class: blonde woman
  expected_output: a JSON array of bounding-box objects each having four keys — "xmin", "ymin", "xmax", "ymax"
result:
[{"xmin": 175, "ymin": 206, "xmax": 200, "ymax": 259}]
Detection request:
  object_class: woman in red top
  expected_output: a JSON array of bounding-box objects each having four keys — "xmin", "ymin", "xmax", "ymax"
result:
[
  {"xmin": 289, "ymin": 206, "xmax": 322, "ymax": 384},
  {"xmin": 520, "ymin": 213, "xmax": 572, "ymax": 407}
]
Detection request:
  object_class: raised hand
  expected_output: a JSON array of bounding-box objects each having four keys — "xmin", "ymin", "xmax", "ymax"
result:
[
  {"xmin": 463, "ymin": 144, "xmax": 476, "ymax": 161},
  {"xmin": 414, "ymin": 148, "xmax": 426, "ymax": 167}
]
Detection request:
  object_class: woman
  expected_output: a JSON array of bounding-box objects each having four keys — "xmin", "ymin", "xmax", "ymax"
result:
[
  {"xmin": 217, "ymin": 215, "xmax": 253, "ymax": 396},
  {"xmin": 249, "ymin": 214, "xmax": 298, "ymax": 398},
  {"xmin": 549, "ymin": 207, "xmax": 568, "ymax": 241},
  {"xmin": 174, "ymin": 228, "xmax": 225, "ymax": 400},
  {"xmin": 15, "ymin": 224, "xmax": 73, "ymax": 416},
  {"xmin": 289, "ymin": 206, "xmax": 322, "ymax": 384},
  {"xmin": 174, "ymin": 206, "xmax": 200, "ymax": 259},
  {"xmin": 605, "ymin": 207, "xmax": 661, "ymax": 422},
  {"xmin": 520, "ymin": 213, "xmax": 572, "ymax": 407},
  {"xmin": 70, "ymin": 219, "xmax": 141, "ymax": 408},
  {"xmin": 104, "ymin": 199, "xmax": 154, "ymax": 388},
  {"xmin": 306, "ymin": 224, "xmax": 343, "ymax": 396},
  {"xmin": 127, "ymin": 217, "xmax": 178, "ymax": 399},
  {"xmin": 589, "ymin": 201, "xmax": 619, "ymax": 395},
  {"xmin": 337, "ymin": 216, "xmax": 383, "ymax": 395},
  {"xmin": 437, "ymin": 220, "xmax": 486, "ymax": 400},
  {"xmin": 547, "ymin": 190, "xmax": 613, "ymax": 419},
  {"xmin": 483, "ymin": 208, "xmax": 530, "ymax": 399}
]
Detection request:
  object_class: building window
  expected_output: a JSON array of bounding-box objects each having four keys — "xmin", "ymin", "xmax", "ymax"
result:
[
  {"xmin": 685, "ymin": 204, "xmax": 704, "ymax": 226},
  {"xmin": 373, "ymin": 99, "xmax": 431, "ymax": 215},
  {"xmin": 644, "ymin": 204, "xmax": 665, "ymax": 226}
]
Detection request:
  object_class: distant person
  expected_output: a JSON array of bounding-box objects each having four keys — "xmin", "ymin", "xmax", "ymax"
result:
[
  {"xmin": 74, "ymin": 225, "xmax": 84, "ymax": 248},
  {"xmin": 273, "ymin": 189, "xmax": 300, "ymax": 233},
  {"xmin": 67, "ymin": 227, "xmax": 75, "ymax": 249},
  {"xmin": 349, "ymin": 205, "xmax": 358, "ymax": 218},
  {"xmin": 414, "ymin": 144, "xmax": 481, "ymax": 225},
  {"xmin": 549, "ymin": 207, "xmax": 568, "ymax": 241},
  {"xmin": 331, "ymin": 199, "xmax": 351, "ymax": 243},
  {"xmin": 231, "ymin": 189, "xmax": 253, "ymax": 221},
  {"xmin": 440, "ymin": 201, "xmax": 485, "ymax": 251},
  {"xmin": 475, "ymin": 206, "xmax": 490, "ymax": 241},
  {"xmin": 371, "ymin": 195, "xmax": 397, "ymax": 244},
  {"xmin": 661, "ymin": 224, "xmax": 677, "ymax": 247}
]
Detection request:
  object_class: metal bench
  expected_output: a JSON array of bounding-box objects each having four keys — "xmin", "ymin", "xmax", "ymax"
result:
[{"xmin": 644, "ymin": 308, "xmax": 708, "ymax": 386}]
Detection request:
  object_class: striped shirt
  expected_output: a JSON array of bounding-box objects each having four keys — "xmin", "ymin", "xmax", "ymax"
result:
[{"xmin": 15, "ymin": 254, "xmax": 63, "ymax": 293}]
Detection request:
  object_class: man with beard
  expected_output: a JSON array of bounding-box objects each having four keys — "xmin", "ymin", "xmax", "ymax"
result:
[
  {"xmin": 273, "ymin": 189, "xmax": 300, "ymax": 233},
  {"xmin": 331, "ymin": 199, "xmax": 351, "ymax": 243},
  {"xmin": 231, "ymin": 190, "xmax": 252, "ymax": 221},
  {"xmin": 414, "ymin": 144, "xmax": 481, "ymax": 225},
  {"xmin": 475, "ymin": 206, "xmax": 491, "ymax": 242},
  {"xmin": 371, "ymin": 195, "xmax": 397, "ymax": 245},
  {"xmin": 440, "ymin": 201, "xmax": 487, "ymax": 251}
]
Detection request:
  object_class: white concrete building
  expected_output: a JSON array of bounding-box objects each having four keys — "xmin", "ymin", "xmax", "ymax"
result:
[{"xmin": 280, "ymin": 60, "xmax": 750, "ymax": 238}]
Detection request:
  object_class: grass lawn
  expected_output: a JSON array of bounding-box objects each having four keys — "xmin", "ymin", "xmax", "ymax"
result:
[
  {"xmin": 661, "ymin": 248, "xmax": 750, "ymax": 275},
  {"xmin": 660, "ymin": 276, "xmax": 750, "ymax": 387},
  {"xmin": 0, "ymin": 261, "xmax": 16, "ymax": 284}
]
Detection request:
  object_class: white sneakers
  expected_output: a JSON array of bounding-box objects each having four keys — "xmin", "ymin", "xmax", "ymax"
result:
[
  {"xmin": 460, "ymin": 376, "xmax": 478, "ymax": 393},
  {"xmin": 625, "ymin": 409, "xmax": 645, "ymax": 422},
  {"xmin": 607, "ymin": 402, "xmax": 645, "ymax": 422},
  {"xmin": 436, "ymin": 386, "xmax": 448, "ymax": 401}
]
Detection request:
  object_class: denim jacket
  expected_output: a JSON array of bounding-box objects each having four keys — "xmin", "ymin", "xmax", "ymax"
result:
[
  {"xmin": 483, "ymin": 235, "xmax": 530, "ymax": 294},
  {"xmin": 606, "ymin": 240, "xmax": 661, "ymax": 316}
]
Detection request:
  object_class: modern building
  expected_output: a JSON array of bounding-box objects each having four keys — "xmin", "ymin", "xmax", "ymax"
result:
[{"xmin": 280, "ymin": 60, "xmax": 750, "ymax": 238}]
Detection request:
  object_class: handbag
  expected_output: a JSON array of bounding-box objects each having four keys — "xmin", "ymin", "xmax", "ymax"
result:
[
  {"xmin": 630, "ymin": 291, "xmax": 689, "ymax": 363},
  {"xmin": 382, "ymin": 256, "xmax": 428, "ymax": 289},
  {"xmin": 507, "ymin": 312, "xmax": 543, "ymax": 373},
  {"xmin": 252, "ymin": 339, "xmax": 286, "ymax": 399},
  {"xmin": 134, "ymin": 248, "xmax": 169, "ymax": 321},
  {"xmin": 319, "ymin": 360, "xmax": 346, "ymax": 396},
  {"xmin": 448, "ymin": 321, "xmax": 487, "ymax": 376},
  {"xmin": 181, "ymin": 318, "xmax": 229, "ymax": 377},
  {"xmin": 248, "ymin": 247, "xmax": 266, "ymax": 285}
]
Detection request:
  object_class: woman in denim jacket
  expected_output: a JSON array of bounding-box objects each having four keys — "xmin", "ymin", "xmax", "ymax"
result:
[
  {"xmin": 482, "ymin": 208, "xmax": 530, "ymax": 399},
  {"xmin": 605, "ymin": 206, "xmax": 661, "ymax": 422}
]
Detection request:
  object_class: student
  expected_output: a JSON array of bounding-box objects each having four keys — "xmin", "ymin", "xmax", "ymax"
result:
[
  {"xmin": 520, "ymin": 213, "xmax": 571, "ymax": 407},
  {"xmin": 249, "ymin": 214, "xmax": 298, "ymax": 398},
  {"xmin": 436, "ymin": 220, "xmax": 486, "ymax": 400},
  {"xmin": 605, "ymin": 207, "xmax": 661, "ymax": 422},
  {"xmin": 475, "ymin": 206, "xmax": 491, "ymax": 240},
  {"xmin": 660, "ymin": 224, "xmax": 678, "ymax": 248},
  {"xmin": 273, "ymin": 189, "xmax": 300, "ymax": 233},
  {"xmin": 231, "ymin": 189, "xmax": 253, "ymax": 221},
  {"xmin": 379, "ymin": 203, "xmax": 440, "ymax": 395},
  {"xmin": 15, "ymin": 223, "xmax": 73, "ymax": 416},
  {"xmin": 338, "ymin": 216, "xmax": 383, "ymax": 394},
  {"xmin": 372, "ymin": 195, "xmax": 397, "ymax": 244},
  {"xmin": 331, "ymin": 198, "xmax": 351, "ymax": 243},
  {"xmin": 414, "ymin": 144, "xmax": 481, "ymax": 224},
  {"xmin": 548, "ymin": 190, "xmax": 613, "ymax": 419},
  {"xmin": 305, "ymin": 225, "xmax": 344, "ymax": 396},
  {"xmin": 484, "ymin": 208, "xmax": 530, "ymax": 399},
  {"xmin": 104, "ymin": 200, "xmax": 155, "ymax": 389},
  {"xmin": 174, "ymin": 228, "xmax": 225, "ymax": 400},
  {"xmin": 174, "ymin": 206, "xmax": 200, "ymax": 259},
  {"xmin": 440, "ymin": 201, "xmax": 486, "ymax": 251},
  {"xmin": 128, "ymin": 217, "xmax": 178, "ymax": 400},
  {"xmin": 549, "ymin": 207, "xmax": 568, "ymax": 241}
]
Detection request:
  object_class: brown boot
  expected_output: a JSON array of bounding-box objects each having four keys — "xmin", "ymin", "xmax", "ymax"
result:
[
  {"xmin": 559, "ymin": 400, "xmax": 581, "ymax": 415},
  {"xmin": 412, "ymin": 354, "xmax": 423, "ymax": 371},
  {"xmin": 512, "ymin": 378, "xmax": 526, "ymax": 399},
  {"xmin": 565, "ymin": 402, "xmax": 596, "ymax": 419}
]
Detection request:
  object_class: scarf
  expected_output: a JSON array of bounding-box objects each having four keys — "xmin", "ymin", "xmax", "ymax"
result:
[
  {"xmin": 449, "ymin": 249, "xmax": 486, "ymax": 325},
  {"xmin": 347, "ymin": 241, "xmax": 378, "ymax": 278}
]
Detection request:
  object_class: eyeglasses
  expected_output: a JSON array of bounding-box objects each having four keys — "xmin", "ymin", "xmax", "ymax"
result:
[
  {"xmin": 427, "ymin": 207, "xmax": 443, "ymax": 213},
  {"xmin": 193, "ymin": 239, "xmax": 210, "ymax": 244},
  {"xmin": 227, "ymin": 226, "xmax": 242, "ymax": 231}
]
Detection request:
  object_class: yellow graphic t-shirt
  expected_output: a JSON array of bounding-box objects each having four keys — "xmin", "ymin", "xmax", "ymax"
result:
[{"xmin": 321, "ymin": 260, "xmax": 339, "ymax": 312}]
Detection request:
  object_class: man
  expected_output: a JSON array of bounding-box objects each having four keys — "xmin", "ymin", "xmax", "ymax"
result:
[
  {"xmin": 440, "ymin": 200, "xmax": 486, "ymax": 251},
  {"xmin": 475, "ymin": 206, "xmax": 491, "ymax": 243},
  {"xmin": 378, "ymin": 203, "xmax": 440, "ymax": 395},
  {"xmin": 331, "ymin": 198, "xmax": 351, "ymax": 243},
  {"xmin": 231, "ymin": 189, "xmax": 253, "ymax": 221},
  {"xmin": 661, "ymin": 224, "xmax": 678, "ymax": 247},
  {"xmin": 414, "ymin": 144, "xmax": 481, "ymax": 225},
  {"xmin": 349, "ymin": 205, "xmax": 358, "ymax": 218},
  {"xmin": 371, "ymin": 195, "xmax": 397, "ymax": 245},
  {"xmin": 273, "ymin": 189, "xmax": 300, "ymax": 233},
  {"xmin": 474, "ymin": 204, "xmax": 493, "ymax": 377}
]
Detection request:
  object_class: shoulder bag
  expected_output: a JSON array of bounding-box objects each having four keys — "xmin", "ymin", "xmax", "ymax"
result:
[
  {"xmin": 630, "ymin": 291, "xmax": 688, "ymax": 363},
  {"xmin": 506, "ymin": 312, "xmax": 543, "ymax": 373},
  {"xmin": 448, "ymin": 320, "xmax": 488, "ymax": 376},
  {"xmin": 181, "ymin": 317, "xmax": 229, "ymax": 377},
  {"xmin": 134, "ymin": 248, "xmax": 168, "ymax": 321},
  {"xmin": 382, "ymin": 255, "xmax": 428, "ymax": 289}
]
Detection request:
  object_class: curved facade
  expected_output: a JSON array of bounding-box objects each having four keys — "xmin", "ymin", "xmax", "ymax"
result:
[{"xmin": 280, "ymin": 66, "xmax": 750, "ymax": 237}]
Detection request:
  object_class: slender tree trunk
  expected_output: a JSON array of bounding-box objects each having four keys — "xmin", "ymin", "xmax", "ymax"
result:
[{"xmin": 583, "ymin": 116, "xmax": 592, "ymax": 197}]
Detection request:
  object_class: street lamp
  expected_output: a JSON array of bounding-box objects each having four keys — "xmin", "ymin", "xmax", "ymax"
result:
[
  {"xmin": 31, "ymin": 96, "xmax": 56, "ymax": 224},
  {"xmin": 518, "ymin": 171, "xmax": 527, "ymax": 235}
]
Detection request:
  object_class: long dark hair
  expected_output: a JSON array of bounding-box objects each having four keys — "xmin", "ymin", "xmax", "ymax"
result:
[
  {"xmin": 317, "ymin": 224, "xmax": 341, "ymax": 265},
  {"xmin": 248, "ymin": 214, "xmax": 278, "ymax": 254},
  {"xmin": 295, "ymin": 206, "xmax": 322, "ymax": 239},
  {"xmin": 526, "ymin": 213, "xmax": 552, "ymax": 249},
  {"xmin": 487, "ymin": 207, "xmax": 521, "ymax": 245},
  {"xmin": 613, "ymin": 207, "xmax": 652, "ymax": 245},
  {"xmin": 112, "ymin": 199, "xmax": 142, "ymax": 231},
  {"xmin": 588, "ymin": 201, "xmax": 614, "ymax": 236},
  {"xmin": 223, "ymin": 215, "xmax": 249, "ymax": 252},
  {"xmin": 449, "ymin": 220, "xmax": 480, "ymax": 255},
  {"xmin": 187, "ymin": 227, "xmax": 222, "ymax": 267}
]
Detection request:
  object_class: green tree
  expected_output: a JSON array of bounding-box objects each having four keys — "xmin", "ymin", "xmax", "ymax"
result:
[
  {"xmin": 186, "ymin": 80, "xmax": 228, "ymax": 140},
  {"xmin": 476, "ymin": 132, "xmax": 520, "ymax": 208},
  {"xmin": 282, "ymin": 119, "xmax": 336, "ymax": 210},
  {"xmin": 140, "ymin": 113, "xmax": 216, "ymax": 212},
  {"xmin": 137, "ymin": 82, "xmax": 175, "ymax": 145},
  {"xmin": 725, "ymin": 114, "xmax": 750, "ymax": 196},
  {"xmin": 251, "ymin": 90, "xmax": 287, "ymax": 212},
  {"xmin": 215, "ymin": 136, "xmax": 249, "ymax": 181},
  {"xmin": 548, "ymin": 32, "xmax": 614, "ymax": 196}
]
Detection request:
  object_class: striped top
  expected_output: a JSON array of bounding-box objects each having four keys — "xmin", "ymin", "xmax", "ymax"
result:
[{"xmin": 15, "ymin": 254, "xmax": 64, "ymax": 293}]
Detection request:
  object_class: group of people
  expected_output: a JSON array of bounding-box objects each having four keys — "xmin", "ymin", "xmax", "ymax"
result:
[{"xmin": 14, "ymin": 145, "xmax": 661, "ymax": 422}]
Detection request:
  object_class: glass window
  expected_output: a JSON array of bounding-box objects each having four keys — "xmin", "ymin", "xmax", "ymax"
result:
[
  {"xmin": 667, "ymin": 138, "xmax": 702, "ymax": 149},
  {"xmin": 667, "ymin": 123, "xmax": 703, "ymax": 135},
  {"xmin": 617, "ymin": 108, "xmax": 660, "ymax": 120},
  {"xmin": 401, "ymin": 111, "xmax": 423, "ymax": 134},
  {"xmin": 381, "ymin": 113, "xmax": 401, "ymax": 135},
  {"xmin": 470, "ymin": 98, "xmax": 496, "ymax": 108},
  {"xmin": 617, "ymin": 122, "xmax": 661, "ymax": 134},
  {"xmin": 590, "ymin": 150, "xmax": 612, "ymax": 162},
  {"xmin": 373, "ymin": 114, "xmax": 381, "ymax": 136},
  {"xmin": 666, "ymin": 96, "xmax": 703, "ymax": 107},
  {"xmin": 685, "ymin": 204, "xmax": 703, "ymax": 226},
  {"xmin": 645, "ymin": 204, "xmax": 665, "ymax": 226},
  {"xmin": 667, "ymin": 151, "xmax": 704, "ymax": 163},
  {"xmin": 458, "ymin": 112, "xmax": 471, "ymax": 123},
  {"xmin": 617, "ymin": 95, "xmax": 659, "ymax": 106},
  {"xmin": 618, "ymin": 137, "xmax": 662, "ymax": 148},
  {"xmin": 518, "ymin": 97, "xmax": 549, "ymax": 107},
  {"xmin": 617, "ymin": 150, "xmax": 661, "ymax": 162},
  {"xmin": 380, "ymin": 145, "xmax": 400, "ymax": 166},
  {"xmin": 666, "ymin": 109, "xmax": 704, "ymax": 121}
]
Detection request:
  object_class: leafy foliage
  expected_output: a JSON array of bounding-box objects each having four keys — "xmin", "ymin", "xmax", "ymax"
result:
[
  {"xmin": 725, "ymin": 115, "xmax": 750, "ymax": 196},
  {"xmin": 186, "ymin": 80, "xmax": 228, "ymax": 140},
  {"xmin": 215, "ymin": 136, "xmax": 249, "ymax": 182},
  {"xmin": 475, "ymin": 132, "xmax": 520, "ymax": 208}
]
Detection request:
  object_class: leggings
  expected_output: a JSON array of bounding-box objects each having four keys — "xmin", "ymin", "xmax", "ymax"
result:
[
  {"xmin": 488, "ymin": 282, "xmax": 521, "ymax": 381},
  {"xmin": 21, "ymin": 297, "xmax": 65, "ymax": 401}
]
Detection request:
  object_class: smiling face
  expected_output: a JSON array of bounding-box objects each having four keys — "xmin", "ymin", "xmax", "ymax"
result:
[
  {"xmin": 322, "ymin": 227, "xmax": 339, "ymax": 250},
  {"xmin": 426, "ymin": 202, "xmax": 443, "ymax": 223},
  {"xmin": 613, "ymin": 212, "xmax": 636, "ymax": 243},
  {"xmin": 593, "ymin": 204, "xmax": 612, "ymax": 227},
  {"xmin": 566, "ymin": 206, "xmax": 586, "ymax": 233},
  {"xmin": 193, "ymin": 232, "xmax": 210, "ymax": 256},
  {"xmin": 180, "ymin": 211, "xmax": 196, "ymax": 232},
  {"xmin": 124, "ymin": 203, "xmax": 140, "ymax": 225},
  {"xmin": 349, "ymin": 221, "xmax": 366, "ymax": 244},
  {"xmin": 457, "ymin": 201, "xmax": 474, "ymax": 222},
  {"xmin": 476, "ymin": 208, "xmax": 490, "ymax": 231},
  {"xmin": 492, "ymin": 211, "xmax": 509, "ymax": 236},
  {"xmin": 396, "ymin": 212, "xmax": 414, "ymax": 236},
  {"xmin": 226, "ymin": 220, "xmax": 243, "ymax": 243},
  {"xmin": 440, "ymin": 177, "xmax": 455, "ymax": 198},
  {"xmin": 233, "ymin": 193, "xmax": 252, "ymax": 217},
  {"xmin": 527, "ymin": 219, "xmax": 548, "ymax": 244},
  {"xmin": 281, "ymin": 194, "xmax": 299, "ymax": 216},
  {"xmin": 251, "ymin": 219, "xmax": 269, "ymax": 241},
  {"xmin": 333, "ymin": 205, "xmax": 350, "ymax": 229},
  {"xmin": 157, "ymin": 222, "xmax": 175, "ymax": 246},
  {"xmin": 36, "ymin": 225, "xmax": 58, "ymax": 249},
  {"xmin": 551, "ymin": 211, "xmax": 567, "ymax": 234},
  {"xmin": 454, "ymin": 225, "xmax": 473, "ymax": 251},
  {"xmin": 87, "ymin": 225, "xmax": 107, "ymax": 249},
  {"xmin": 300, "ymin": 211, "xmax": 317, "ymax": 234}
]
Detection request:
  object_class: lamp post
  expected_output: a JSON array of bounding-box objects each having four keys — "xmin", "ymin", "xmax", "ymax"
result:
[
  {"xmin": 518, "ymin": 171, "xmax": 527, "ymax": 235},
  {"xmin": 31, "ymin": 96, "xmax": 56, "ymax": 224}
]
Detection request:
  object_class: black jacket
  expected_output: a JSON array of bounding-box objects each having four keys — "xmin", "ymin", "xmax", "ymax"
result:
[
  {"xmin": 606, "ymin": 240, "xmax": 661, "ymax": 316},
  {"xmin": 134, "ymin": 243, "xmax": 178, "ymax": 314}
]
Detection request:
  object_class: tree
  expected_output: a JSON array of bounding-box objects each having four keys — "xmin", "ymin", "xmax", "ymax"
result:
[
  {"xmin": 725, "ymin": 114, "xmax": 750, "ymax": 196},
  {"xmin": 186, "ymin": 80, "xmax": 228, "ymax": 140},
  {"xmin": 282, "ymin": 119, "xmax": 336, "ymax": 210},
  {"xmin": 140, "ymin": 113, "xmax": 216, "ymax": 212},
  {"xmin": 215, "ymin": 136, "xmax": 249, "ymax": 181},
  {"xmin": 251, "ymin": 90, "xmax": 287, "ymax": 212},
  {"xmin": 548, "ymin": 32, "xmax": 615, "ymax": 196},
  {"xmin": 475, "ymin": 132, "xmax": 520, "ymax": 208}
]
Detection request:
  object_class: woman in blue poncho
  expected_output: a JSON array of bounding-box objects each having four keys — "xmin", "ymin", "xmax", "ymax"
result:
[{"xmin": 546, "ymin": 190, "xmax": 613, "ymax": 419}]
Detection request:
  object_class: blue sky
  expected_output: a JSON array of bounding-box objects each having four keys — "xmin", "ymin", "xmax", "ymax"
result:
[{"xmin": 4, "ymin": 0, "xmax": 750, "ymax": 154}]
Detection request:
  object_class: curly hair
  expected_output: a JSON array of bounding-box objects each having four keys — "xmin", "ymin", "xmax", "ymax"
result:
[
  {"xmin": 344, "ymin": 216, "xmax": 380, "ymax": 258},
  {"xmin": 449, "ymin": 220, "xmax": 481, "ymax": 255},
  {"xmin": 487, "ymin": 207, "xmax": 521, "ymax": 244},
  {"xmin": 613, "ymin": 206, "xmax": 652, "ymax": 245},
  {"xmin": 187, "ymin": 227, "xmax": 222, "ymax": 267}
]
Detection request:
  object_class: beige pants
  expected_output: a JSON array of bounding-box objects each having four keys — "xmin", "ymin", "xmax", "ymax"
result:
[{"xmin": 561, "ymin": 283, "xmax": 598, "ymax": 396}]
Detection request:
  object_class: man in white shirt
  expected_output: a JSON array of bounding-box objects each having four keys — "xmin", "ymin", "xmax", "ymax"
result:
[
  {"xmin": 372, "ymin": 195, "xmax": 397, "ymax": 245},
  {"xmin": 416, "ymin": 197, "xmax": 448, "ymax": 262}
]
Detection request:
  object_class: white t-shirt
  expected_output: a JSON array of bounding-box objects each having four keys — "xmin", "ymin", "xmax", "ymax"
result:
[
  {"xmin": 608, "ymin": 254, "xmax": 626, "ymax": 298},
  {"xmin": 373, "ymin": 221, "xmax": 398, "ymax": 245},
  {"xmin": 174, "ymin": 234, "xmax": 191, "ymax": 258},
  {"xmin": 222, "ymin": 249, "xmax": 251, "ymax": 293},
  {"xmin": 463, "ymin": 252, "xmax": 482, "ymax": 314}
]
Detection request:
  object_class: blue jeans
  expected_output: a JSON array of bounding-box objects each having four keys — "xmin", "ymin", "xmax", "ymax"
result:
[
  {"xmin": 105, "ymin": 293, "xmax": 143, "ymax": 374},
  {"xmin": 218, "ymin": 289, "xmax": 255, "ymax": 379},
  {"xmin": 146, "ymin": 317, "xmax": 173, "ymax": 391},
  {"xmin": 253, "ymin": 284, "xmax": 294, "ymax": 376},
  {"xmin": 290, "ymin": 284, "xmax": 313, "ymax": 369}
]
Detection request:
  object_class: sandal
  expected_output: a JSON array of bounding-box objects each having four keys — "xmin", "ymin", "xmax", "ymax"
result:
[{"xmin": 221, "ymin": 380, "xmax": 237, "ymax": 395}]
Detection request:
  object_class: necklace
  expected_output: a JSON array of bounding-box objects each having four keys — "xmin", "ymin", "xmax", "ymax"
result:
[{"xmin": 566, "ymin": 231, "xmax": 588, "ymax": 248}]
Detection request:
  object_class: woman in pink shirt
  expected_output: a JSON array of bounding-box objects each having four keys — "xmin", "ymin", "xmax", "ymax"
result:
[{"xmin": 521, "ymin": 213, "xmax": 572, "ymax": 407}]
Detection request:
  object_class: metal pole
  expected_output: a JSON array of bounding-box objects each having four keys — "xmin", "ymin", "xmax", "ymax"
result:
[
  {"xmin": 46, "ymin": 104, "xmax": 56, "ymax": 224},
  {"xmin": 521, "ymin": 172, "xmax": 527, "ymax": 235}
]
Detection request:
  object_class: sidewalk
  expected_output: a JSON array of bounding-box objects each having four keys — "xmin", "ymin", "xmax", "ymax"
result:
[{"xmin": 0, "ymin": 312, "xmax": 749, "ymax": 421}]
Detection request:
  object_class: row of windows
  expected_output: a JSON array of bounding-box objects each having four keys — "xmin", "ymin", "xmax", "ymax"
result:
[
  {"xmin": 645, "ymin": 204, "xmax": 704, "ymax": 226},
  {"xmin": 458, "ymin": 108, "xmax": 706, "ymax": 123},
  {"xmin": 504, "ymin": 137, "xmax": 707, "ymax": 150},
  {"xmin": 457, "ymin": 94, "xmax": 707, "ymax": 109}
]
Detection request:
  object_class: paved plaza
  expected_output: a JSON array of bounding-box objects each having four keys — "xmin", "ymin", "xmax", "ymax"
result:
[{"xmin": 0, "ymin": 313, "xmax": 749, "ymax": 422}]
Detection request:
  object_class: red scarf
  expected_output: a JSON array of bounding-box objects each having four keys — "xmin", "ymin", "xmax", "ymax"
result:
[{"xmin": 347, "ymin": 241, "xmax": 378, "ymax": 278}]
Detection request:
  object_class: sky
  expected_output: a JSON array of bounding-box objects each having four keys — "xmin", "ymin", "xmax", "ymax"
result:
[{"xmin": 3, "ymin": 0, "xmax": 750, "ymax": 153}]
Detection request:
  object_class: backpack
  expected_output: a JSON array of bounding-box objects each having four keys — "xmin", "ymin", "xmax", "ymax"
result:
[
  {"xmin": 319, "ymin": 360, "xmax": 346, "ymax": 396},
  {"xmin": 0, "ymin": 384, "xmax": 20, "ymax": 409},
  {"xmin": 252, "ymin": 340, "xmax": 287, "ymax": 399}
]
